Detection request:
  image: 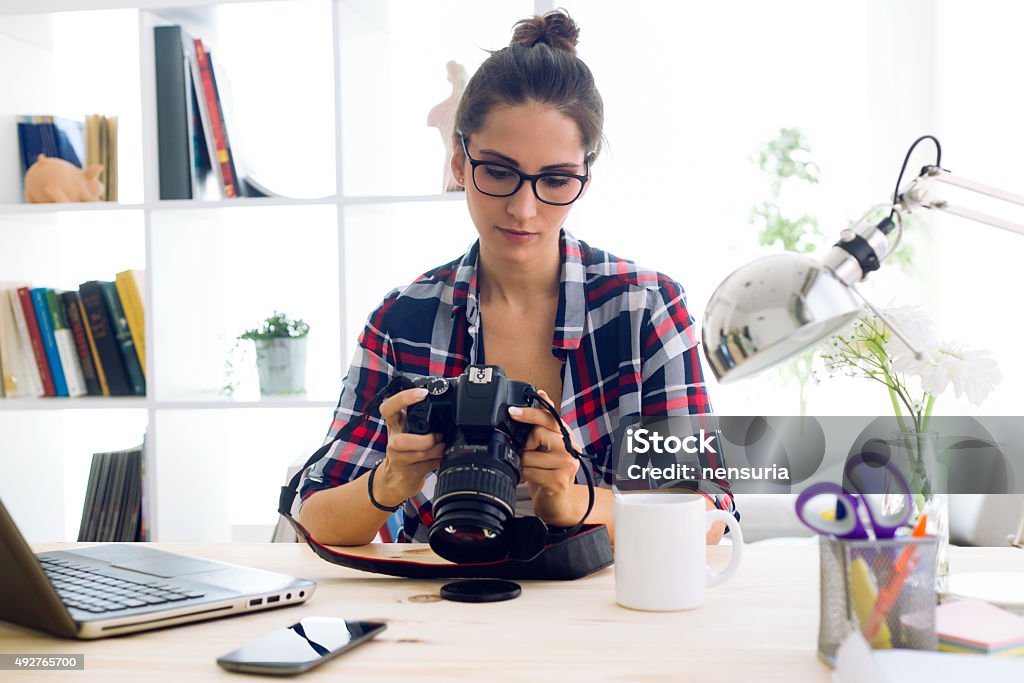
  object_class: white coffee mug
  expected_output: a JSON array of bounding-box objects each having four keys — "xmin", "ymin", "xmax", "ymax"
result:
[{"xmin": 614, "ymin": 493, "xmax": 743, "ymax": 611}]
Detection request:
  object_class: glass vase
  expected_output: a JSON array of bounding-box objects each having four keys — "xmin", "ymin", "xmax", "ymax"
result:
[{"xmin": 883, "ymin": 431, "xmax": 948, "ymax": 590}]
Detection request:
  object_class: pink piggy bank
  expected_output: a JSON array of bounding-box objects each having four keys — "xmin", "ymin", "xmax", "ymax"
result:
[{"xmin": 24, "ymin": 154, "xmax": 105, "ymax": 203}]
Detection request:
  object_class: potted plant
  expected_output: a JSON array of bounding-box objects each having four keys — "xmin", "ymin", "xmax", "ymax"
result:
[{"xmin": 239, "ymin": 311, "xmax": 310, "ymax": 395}]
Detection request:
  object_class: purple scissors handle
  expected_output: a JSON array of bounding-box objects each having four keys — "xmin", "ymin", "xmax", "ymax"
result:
[
  {"xmin": 843, "ymin": 451, "xmax": 913, "ymax": 538},
  {"xmin": 795, "ymin": 482, "xmax": 872, "ymax": 539},
  {"xmin": 795, "ymin": 452, "xmax": 913, "ymax": 540}
]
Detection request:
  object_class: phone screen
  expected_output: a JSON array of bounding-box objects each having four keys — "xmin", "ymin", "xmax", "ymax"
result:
[{"xmin": 217, "ymin": 617, "xmax": 386, "ymax": 674}]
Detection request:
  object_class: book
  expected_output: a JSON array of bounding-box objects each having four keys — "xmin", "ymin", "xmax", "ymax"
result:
[
  {"xmin": 101, "ymin": 450, "xmax": 127, "ymax": 541},
  {"xmin": 15, "ymin": 287, "xmax": 55, "ymax": 396},
  {"xmin": 115, "ymin": 450, "xmax": 136, "ymax": 541},
  {"xmin": 30, "ymin": 288, "xmax": 68, "ymax": 397},
  {"xmin": 119, "ymin": 447, "xmax": 144, "ymax": 541},
  {"xmin": 1, "ymin": 284, "xmax": 41, "ymax": 397},
  {"xmin": 78, "ymin": 444, "xmax": 145, "ymax": 542},
  {"xmin": 84, "ymin": 451, "xmax": 111, "ymax": 542},
  {"xmin": 241, "ymin": 175, "xmax": 286, "ymax": 198},
  {"xmin": 114, "ymin": 270, "xmax": 146, "ymax": 377},
  {"xmin": 59, "ymin": 291, "xmax": 102, "ymax": 396},
  {"xmin": 78, "ymin": 281, "xmax": 133, "ymax": 396},
  {"xmin": 936, "ymin": 598, "xmax": 1024, "ymax": 656},
  {"xmin": 84, "ymin": 114, "xmax": 117, "ymax": 202},
  {"xmin": 138, "ymin": 438, "xmax": 151, "ymax": 541},
  {"xmin": 104, "ymin": 116, "xmax": 118, "ymax": 202},
  {"xmin": 46, "ymin": 289, "xmax": 87, "ymax": 397},
  {"xmin": 5, "ymin": 288, "xmax": 44, "ymax": 397},
  {"xmin": 76, "ymin": 294, "xmax": 109, "ymax": 396},
  {"xmin": 98, "ymin": 281, "xmax": 145, "ymax": 396},
  {"xmin": 155, "ymin": 26, "xmax": 200, "ymax": 200},
  {"xmin": 191, "ymin": 38, "xmax": 241, "ymax": 198},
  {"xmin": 77, "ymin": 452, "xmax": 102, "ymax": 541},
  {"xmin": 0, "ymin": 287, "xmax": 17, "ymax": 396},
  {"xmin": 16, "ymin": 115, "xmax": 84, "ymax": 174}
]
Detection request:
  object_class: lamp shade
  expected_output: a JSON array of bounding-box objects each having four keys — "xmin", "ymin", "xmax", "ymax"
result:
[{"xmin": 701, "ymin": 253, "xmax": 861, "ymax": 383}]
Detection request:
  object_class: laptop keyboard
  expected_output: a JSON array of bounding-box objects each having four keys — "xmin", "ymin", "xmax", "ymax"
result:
[{"xmin": 39, "ymin": 557, "xmax": 206, "ymax": 614}]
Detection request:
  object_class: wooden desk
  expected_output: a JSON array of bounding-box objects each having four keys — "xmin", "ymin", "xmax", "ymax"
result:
[{"xmin": 1, "ymin": 543, "xmax": 1021, "ymax": 682}]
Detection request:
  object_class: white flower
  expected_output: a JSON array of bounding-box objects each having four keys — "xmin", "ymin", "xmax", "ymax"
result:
[
  {"xmin": 890, "ymin": 338, "xmax": 1002, "ymax": 407},
  {"xmin": 879, "ymin": 305, "xmax": 936, "ymax": 348}
]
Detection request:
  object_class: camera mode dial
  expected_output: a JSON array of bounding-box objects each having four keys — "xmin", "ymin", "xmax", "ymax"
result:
[{"xmin": 424, "ymin": 377, "xmax": 450, "ymax": 396}]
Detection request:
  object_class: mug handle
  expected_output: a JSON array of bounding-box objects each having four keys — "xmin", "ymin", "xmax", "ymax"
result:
[{"xmin": 704, "ymin": 509, "xmax": 743, "ymax": 588}]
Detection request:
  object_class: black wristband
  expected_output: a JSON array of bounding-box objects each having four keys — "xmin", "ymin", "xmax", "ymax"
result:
[{"xmin": 367, "ymin": 460, "xmax": 404, "ymax": 512}]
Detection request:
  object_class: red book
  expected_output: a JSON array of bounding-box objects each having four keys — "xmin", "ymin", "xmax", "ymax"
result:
[
  {"xmin": 16, "ymin": 286, "xmax": 56, "ymax": 396},
  {"xmin": 193, "ymin": 38, "xmax": 239, "ymax": 198}
]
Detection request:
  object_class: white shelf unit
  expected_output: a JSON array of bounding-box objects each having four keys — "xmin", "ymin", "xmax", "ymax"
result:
[{"xmin": 0, "ymin": 0, "xmax": 544, "ymax": 543}]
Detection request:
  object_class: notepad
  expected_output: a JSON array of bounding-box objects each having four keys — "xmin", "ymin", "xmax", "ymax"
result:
[
  {"xmin": 936, "ymin": 598, "xmax": 1024, "ymax": 657},
  {"xmin": 833, "ymin": 630, "xmax": 1024, "ymax": 683}
]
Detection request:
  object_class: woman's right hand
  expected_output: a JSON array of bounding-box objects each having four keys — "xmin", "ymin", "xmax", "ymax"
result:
[{"xmin": 373, "ymin": 387, "xmax": 446, "ymax": 506}]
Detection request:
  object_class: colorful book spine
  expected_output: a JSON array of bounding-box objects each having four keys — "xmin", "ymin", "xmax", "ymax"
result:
[
  {"xmin": 16, "ymin": 115, "xmax": 85, "ymax": 174},
  {"xmin": 15, "ymin": 287, "xmax": 55, "ymax": 396},
  {"xmin": 5, "ymin": 288, "xmax": 44, "ymax": 397},
  {"xmin": 98, "ymin": 281, "xmax": 145, "ymax": 396},
  {"xmin": 193, "ymin": 39, "xmax": 239, "ymax": 198},
  {"xmin": 47, "ymin": 289, "xmax": 86, "ymax": 397},
  {"xmin": 60, "ymin": 291, "xmax": 102, "ymax": 396},
  {"xmin": 30, "ymin": 288, "xmax": 68, "ymax": 397},
  {"xmin": 77, "ymin": 296, "xmax": 109, "ymax": 396},
  {"xmin": 0, "ymin": 288, "xmax": 26, "ymax": 396},
  {"xmin": 78, "ymin": 281, "xmax": 132, "ymax": 396},
  {"xmin": 114, "ymin": 270, "xmax": 146, "ymax": 377}
]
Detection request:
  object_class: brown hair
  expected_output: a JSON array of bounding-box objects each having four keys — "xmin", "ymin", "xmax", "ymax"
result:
[{"xmin": 454, "ymin": 9, "xmax": 604, "ymax": 160}]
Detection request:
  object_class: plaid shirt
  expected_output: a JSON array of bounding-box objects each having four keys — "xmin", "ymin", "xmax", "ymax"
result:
[{"xmin": 301, "ymin": 229, "xmax": 735, "ymax": 541}]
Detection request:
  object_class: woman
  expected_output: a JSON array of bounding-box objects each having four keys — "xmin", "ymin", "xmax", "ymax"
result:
[{"xmin": 299, "ymin": 10, "xmax": 735, "ymax": 546}]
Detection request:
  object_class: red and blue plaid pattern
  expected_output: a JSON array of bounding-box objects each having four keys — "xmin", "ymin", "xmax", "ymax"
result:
[{"xmin": 301, "ymin": 230, "xmax": 735, "ymax": 541}]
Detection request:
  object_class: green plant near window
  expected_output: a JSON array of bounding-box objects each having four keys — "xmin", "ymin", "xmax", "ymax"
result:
[
  {"xmin": 750, "ymin": 127, "xmax": 824, "ymax": 254},
  {"xmin": 239, "ymin": 311, "xmax": 310, "ymax": 341}
]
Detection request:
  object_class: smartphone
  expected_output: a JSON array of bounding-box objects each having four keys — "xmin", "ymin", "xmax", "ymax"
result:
[{"xmin": 217, "ymin": 617, "xmax": 386, "ymax": 675}]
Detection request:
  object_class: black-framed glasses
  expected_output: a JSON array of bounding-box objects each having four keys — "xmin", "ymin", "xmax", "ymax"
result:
[{"xmin": 459, "ymin": 134, "xmax": 590, "ymax": 206}]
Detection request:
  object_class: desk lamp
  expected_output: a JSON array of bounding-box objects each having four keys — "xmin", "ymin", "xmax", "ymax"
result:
[{"xmin": 703, "ymin": 136, "xmax": 1024, "ymax": 383}]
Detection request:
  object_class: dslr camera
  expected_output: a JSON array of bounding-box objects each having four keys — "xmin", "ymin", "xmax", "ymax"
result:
[{"xmin": 404, "ymin": 365, "xmax": 537, "ymax": 562}]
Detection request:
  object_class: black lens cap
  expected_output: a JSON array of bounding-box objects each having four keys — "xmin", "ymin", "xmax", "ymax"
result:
[{"xmin": 439, "ymin": 579, "xmax": 521, "ymax": 603}]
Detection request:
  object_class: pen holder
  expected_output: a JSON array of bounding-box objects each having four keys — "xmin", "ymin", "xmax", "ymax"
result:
[{"xmin": 817, "ymin": 535, "xmax": 938, "ymax": 666}]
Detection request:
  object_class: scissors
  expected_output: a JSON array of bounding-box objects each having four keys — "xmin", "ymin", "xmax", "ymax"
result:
[{"xmin": 795, "ymin": 451, "xmax": 913, "ymax": 539}]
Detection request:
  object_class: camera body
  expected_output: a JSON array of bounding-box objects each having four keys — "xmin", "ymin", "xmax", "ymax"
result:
[{"xmin": 404, "ymin": 365, "xmax": 538, "ymax": 562}]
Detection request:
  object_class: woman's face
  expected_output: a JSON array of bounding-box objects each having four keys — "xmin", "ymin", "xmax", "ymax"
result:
[{"xmin": 452, "ymin": 102, "xmax": 589, "ymax": 268}]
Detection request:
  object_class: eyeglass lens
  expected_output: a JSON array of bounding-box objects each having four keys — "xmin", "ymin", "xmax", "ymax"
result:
[{"xmin": 472, "ymin": 164, "xmax": 584, "ymax": 205}]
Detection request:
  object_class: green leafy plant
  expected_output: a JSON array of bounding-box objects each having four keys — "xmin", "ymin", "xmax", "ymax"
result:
[
  {"xmin": 238, "ymin": 311, "xmax": 310, "ymax": 341},
  {"xmin": 750, "ymin": 127, "xmax": 824, "ymax": 254}
]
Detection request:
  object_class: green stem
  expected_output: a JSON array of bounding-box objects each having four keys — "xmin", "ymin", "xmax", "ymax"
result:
[
  {"xmin": 887, "ymin": 381, "xmax": 909, "ymax": 433},
  {"xmin": 921, "ymin": 394, "xmax": 936, "ymax": 433},
  {"xmin": 867, "ymin": 343, "xmax": 911, "ymax": 433}
]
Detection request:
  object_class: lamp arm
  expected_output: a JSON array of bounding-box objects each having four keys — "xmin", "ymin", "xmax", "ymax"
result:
[
  {"xmin": 899, "ymin": 166, "xmax": 1024, "ymax": 237},
  {"xmin": 848, "ymin": 284, "xmax": 926, "ymax": 361}
]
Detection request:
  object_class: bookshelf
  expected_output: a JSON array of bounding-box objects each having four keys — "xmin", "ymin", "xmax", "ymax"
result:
[{"xmin": 0, "ymin": 0, "xmax": 540, "ymax": 543}]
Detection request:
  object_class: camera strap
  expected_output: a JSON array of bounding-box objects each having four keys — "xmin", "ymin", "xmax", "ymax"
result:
[{"xmin": 277, "ymin": 375, "xmax": 611, "ymax": 580}]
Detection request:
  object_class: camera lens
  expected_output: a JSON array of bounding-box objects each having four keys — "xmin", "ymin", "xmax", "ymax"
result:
[{"xmin": 428, "ymin": 435, "xmax": 520, "ymax": 563}]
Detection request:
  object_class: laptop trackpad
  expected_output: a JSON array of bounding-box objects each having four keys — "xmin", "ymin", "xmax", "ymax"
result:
[
  {"xmin": 68, "ymin": 546, "xmax": 225, "ymax": 577},
  {"xmin": 112, "ymin": 557, "xmax": 225, "ymax": 578}
]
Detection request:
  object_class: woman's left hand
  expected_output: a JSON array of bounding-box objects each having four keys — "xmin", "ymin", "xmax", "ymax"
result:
[{"xmin": 509, "ymin": 390, "xmax": 586, "ymax": 526}]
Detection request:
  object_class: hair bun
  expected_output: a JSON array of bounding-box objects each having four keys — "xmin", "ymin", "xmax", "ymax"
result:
[{"xmin": 511, "ymin": 9, "xmax": 580, "ymax": 55}]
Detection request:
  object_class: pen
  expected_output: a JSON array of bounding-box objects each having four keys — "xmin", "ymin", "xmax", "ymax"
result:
[{"xmin": 862, "ymin": 515, "xmax": 928, "ymax": 642}]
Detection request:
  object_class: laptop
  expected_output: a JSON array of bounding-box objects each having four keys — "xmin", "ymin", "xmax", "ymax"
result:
[{"xmin": 0, "ymin": 499, "xmax": 316, "ymax": 639}]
